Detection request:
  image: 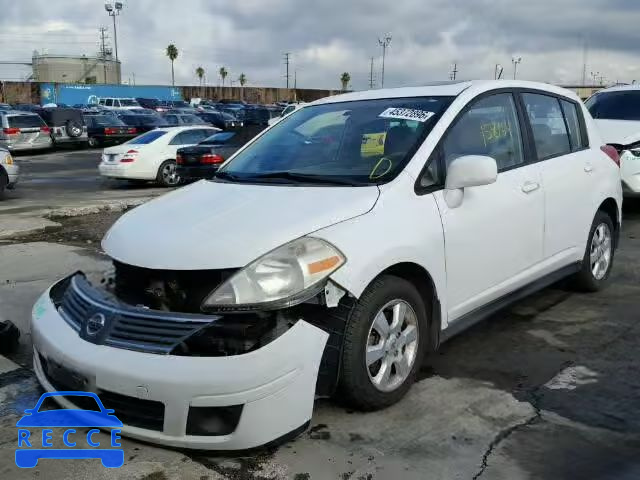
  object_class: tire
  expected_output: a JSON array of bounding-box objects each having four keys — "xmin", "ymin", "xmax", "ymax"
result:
[
  {"xmin": 570, "ymin": 210, "xmax": 615, "ymax": 292},
  {"xmin": 88, "ymin": 137, "xmax": 100, "ymax": 148},
  {"xmin": 156, "ymin": 159, "xmax": 180, "ymax": 187},
  {"xmin": 0, "ymin": 169, "xmax": 7, "ymax": 199},
  {"xmin": 66, "ymin": 119, "xmax": 83, "ymax": 138},
  {"xmin": 339, "ymin": 275, "xmax": 428, "ymax": 411}
]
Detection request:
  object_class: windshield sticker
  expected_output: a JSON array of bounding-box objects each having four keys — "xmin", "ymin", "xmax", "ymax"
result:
[{"xmin": 379, "ymin": 108, "xmax": 435, "ymax": 123}]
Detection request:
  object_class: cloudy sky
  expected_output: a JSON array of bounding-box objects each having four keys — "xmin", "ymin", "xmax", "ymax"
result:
[{"xmin": 1, "ymin": 0, "xmax": 639, "ymax": 90}]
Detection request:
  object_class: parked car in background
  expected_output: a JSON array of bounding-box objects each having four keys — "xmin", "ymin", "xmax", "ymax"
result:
[
  {"xmin": 135, "ymin": 98, "xmax": 162, "ymax": 111},
  {"xmin": 0, "ymin": 146, "xmax": 18, "ymax": 197},
  {"xmin": 162, "ymin": 113, "xmax": 208, "ymax": 127},
  {"xmin": 117, "ymin": 112, "xmax": 169, "ymax": 134},
  {"xmin": 196, "ymin": 111, "xmax": 242, "ymax": 129},
  {"xmin": 84, "ymin": 114, "xmax": 138, "ymax": 147},
  {"xmin": 218, "ymin": 104, "xmax": 246, "ymax": 122},
  {"xmin": 166, "ymin": 107, "xmax": 199, "ymax": 115},
  {"xmin": 243, "ymin": 105, "xmax": 271, "ymax": 126},
  {"xmin": 0, "ymin": 103, "xmax": 11, "ymax": 110},
  {"xmin": 268, "ymin": 102, "xmax": 305, "ymax": 126},
  {"xmin": 586, "ymin": 85, "xmax": 640, "ymax": 196},
  {"xmin": 35, "ymin": 107, "xmax": 88, "ymax": 147},
  {"xmin": 99, "ymin": 125, "xmax": 219, "ymax": 186},
  {"xmin": 176, "ymin": 126, "xmax": 264, "ymax": 181},
  {"xmin": 98, "ymin": 98, "xmax": 143, "ymax": 111},
  {"xmin": 0, "ymin": 110, "xmax": 52, "ymax": 152}
]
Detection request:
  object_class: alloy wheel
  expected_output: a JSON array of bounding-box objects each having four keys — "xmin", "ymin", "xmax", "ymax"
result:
[
  {"xmin": 366, "ymin": 299, "xmax": 419, "ymax": 392},
  {"xmin": 590, "ymin": 223, "xmax": 612, "ymax": 280}
]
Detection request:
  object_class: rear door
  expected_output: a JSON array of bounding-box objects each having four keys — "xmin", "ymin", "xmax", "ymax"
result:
[
  {"xmin": 429, "ymin": 91, "xmax": 545, "ymax": 321},
  {"xmin": 519, "ymin": 92, "xmax": 593, "ymax": 262}
]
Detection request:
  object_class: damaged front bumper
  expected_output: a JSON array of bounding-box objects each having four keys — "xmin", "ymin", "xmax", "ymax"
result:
[{"xmin": 31, "ymin": 275, "xmax": 329, "ymax": 450}]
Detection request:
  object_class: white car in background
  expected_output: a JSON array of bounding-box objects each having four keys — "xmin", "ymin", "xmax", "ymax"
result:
[
  {"xmin": 586, "ymin": 85, "xmax": 640, "ymax": 196},
  {"xmin": 268, "ymin": 102, "xmax": 306, "ymax": 126},
  {"xmin": 98, "ymin": 97, "xmax": 144, "ymax": 111},
  {"xmin": 99, "ymin": 126, "xmax": 219, "ymax": 186}
]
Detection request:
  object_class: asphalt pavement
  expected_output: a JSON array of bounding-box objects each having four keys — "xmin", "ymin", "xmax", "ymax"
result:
[{"xmin": 0, "ymin": 150, "xmax": 639, "ymax": 479}]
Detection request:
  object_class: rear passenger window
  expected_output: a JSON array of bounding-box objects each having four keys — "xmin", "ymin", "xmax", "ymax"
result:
[
  {"xmin": 522, "ymin": 94, "xmax": 571, "ymax": 160},
  {"xmin": 441, "ymin": 93, "xmax": 524, "ymax": 172},
  {"xmin": 560, "ymin": 100, "xmax": 588, "ymax": 151},
  {"xmin": 106, "ymin": 99, "xmax": 113, "ymax": 107}
]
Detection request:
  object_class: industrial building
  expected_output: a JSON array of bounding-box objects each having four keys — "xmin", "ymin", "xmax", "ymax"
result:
[{"xmin": 31, "ymin": 53, "xmax": 121, "ymax": 84}]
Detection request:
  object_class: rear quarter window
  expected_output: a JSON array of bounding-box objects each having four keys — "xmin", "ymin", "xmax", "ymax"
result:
[{"xmin": 127, "ymin": 130, "xmax": 167, "ymax": 144}]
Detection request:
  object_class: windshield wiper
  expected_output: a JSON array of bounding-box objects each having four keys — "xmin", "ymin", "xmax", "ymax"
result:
[{"xmin": 245, "ymin": 171, "xmax": 363, "ymax": 186}]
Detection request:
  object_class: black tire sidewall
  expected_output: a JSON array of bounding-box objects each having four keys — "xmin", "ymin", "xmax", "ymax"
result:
[{"xmin": 340, "ymin": 275, "xmax": 428, "ymax": 410}]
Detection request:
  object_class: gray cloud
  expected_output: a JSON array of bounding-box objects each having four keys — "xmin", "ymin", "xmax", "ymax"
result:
[{"xmin": 1, "ymin": 0, "xmax": 639, "ymax": 89}]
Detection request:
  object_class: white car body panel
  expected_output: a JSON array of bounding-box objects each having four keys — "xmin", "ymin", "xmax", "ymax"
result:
[
  {"xmin": 31, "ymin": 287, "xmax": 328, "ymax": 450},
  {"xmin": 103, "ymin": 180, "xmax": 380, "ymax": 270},
  {"xmin": 99, "ymin": 126, "xmax": 219, "ymax": 181}
]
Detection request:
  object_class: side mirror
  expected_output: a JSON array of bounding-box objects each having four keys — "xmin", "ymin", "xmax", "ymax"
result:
[{"xmin": 444, "ymin": 155, "xmax": 498, "ymax": 208}]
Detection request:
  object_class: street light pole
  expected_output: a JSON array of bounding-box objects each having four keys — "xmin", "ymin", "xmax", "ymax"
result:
[
  {"xmin": 378, "ymin": 34, "xmax": 392, "ymax": 88},
  {"xmin": 104, "ymin": 2, "xmax": 123, "ymax": 62},
  {"xmin": 512, "ymin": 57, "xmax": 522, "ymax": 80}
]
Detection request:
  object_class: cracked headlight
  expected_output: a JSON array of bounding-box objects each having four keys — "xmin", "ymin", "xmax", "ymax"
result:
[{"xmin": 202, "ymin": 237, "xmax": 345, "ymax": 310}]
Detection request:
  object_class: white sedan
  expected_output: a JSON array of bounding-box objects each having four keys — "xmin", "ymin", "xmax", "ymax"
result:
[{"xmin": 99, "ymin": 126, "xmax": 220, "ymax": 186}]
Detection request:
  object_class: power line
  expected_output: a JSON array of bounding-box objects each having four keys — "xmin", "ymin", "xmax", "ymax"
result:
[{"xmin": 283, "ymin": 52, "xmax": 291, "ymax": 89}]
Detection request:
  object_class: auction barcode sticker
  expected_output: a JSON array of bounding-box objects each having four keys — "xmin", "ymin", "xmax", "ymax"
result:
[{"xmin": 379, "ymin": 107, "xmax": 435, "ymax": 123}]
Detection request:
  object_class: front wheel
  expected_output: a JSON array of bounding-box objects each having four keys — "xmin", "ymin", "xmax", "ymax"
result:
[
  {"xmin": 571, "ymin": 211, "xmax": 615, "ymax": 292},
  {"xmin": 339, "ymin": 275, "xmax": 428, "ymax": 411},
  {"xmin": 156, "ymin": 160, "xmax": 180, "ymax": 187}
]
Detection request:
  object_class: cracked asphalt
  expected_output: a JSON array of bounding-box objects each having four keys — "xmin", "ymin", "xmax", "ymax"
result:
[{"xmin": 1, "ymin": 150, "xmax": 639, "ymax": 479}]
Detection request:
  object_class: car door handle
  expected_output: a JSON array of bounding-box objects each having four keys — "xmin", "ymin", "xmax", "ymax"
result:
[
  {"xmin": 521, "ymin": 182, "xmax": 540, "ymax": 194},
  {"xmin": 584, "ymin": 164, "xmax": 594, "ymax": 173}
]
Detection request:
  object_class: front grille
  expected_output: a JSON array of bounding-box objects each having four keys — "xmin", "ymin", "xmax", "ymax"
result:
[
  {"xmin": 57, "ymin": 275, "xmax": 220, "ymax": 354},
  {"xmin": 40, "ymin": 353, "xmax": 165, "ymax": 432}
]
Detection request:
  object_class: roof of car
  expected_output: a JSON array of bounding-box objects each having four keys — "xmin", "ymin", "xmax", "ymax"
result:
[
  {"xmin": 312, "ymin": 80, "xmax": 581, "ymax": 105},
  {"xmin": 0, "ymin": 109, "xmax": 41, "ymax": 116},
  {"xmin": 590, "ymin": 84, "xmax": 640, "ymax": 94}
]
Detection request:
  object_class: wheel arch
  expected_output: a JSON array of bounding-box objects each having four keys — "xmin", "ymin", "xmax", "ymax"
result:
[
  {"xmin": 597, "ymin": 197, "xmax": 620, "ymax": 248},
  {"xmin": 371, "ymin": 262, "xmax": 442, "ymax": 352}
]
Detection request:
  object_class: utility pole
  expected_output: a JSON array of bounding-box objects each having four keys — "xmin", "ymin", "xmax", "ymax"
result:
[
  {"xmin": 378, "ymin": 34, "xmax": 392, "ymax": 88},
  {"xmin": 581, "ymin": 39, "xmax": 588, "ymax": 86},
  {"xmin": 512, "ymin": 57, "xmax": 522, "ymax": 80},
  {"xmin": 283, "ymin": 52, "xmax": 291, "ymax": 89},
  {"xmin": 294, "ymin": 70, "xmax": 297, "ymax": 101},
  {"xmin": 494, "ymin": 64, "xmax": 504, "ymax": 80},
  {"xmin": 449, "ymin": 63, "xmax": 458, "ymax": 81},
  {"xmin": 99, "ymin": 27, "xmax": 109, "ymax": 83},
  {"xmin": 369, "ymin": 57, "xmax": 375, "ymax": 89}
]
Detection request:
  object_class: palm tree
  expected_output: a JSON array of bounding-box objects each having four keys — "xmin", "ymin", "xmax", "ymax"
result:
[
  {"xmin": 219, "ymin": 67, "xmax": 228, "ymax": 87},
  {"xmin": 340, "ymin": 72, "xmax": 351, "ymax": 92},
  {"xmin": 238, "ymin": 73, "xmax": 247, "ymax": 101},
  {"xmin": 166, "ymin": 44, "xmax": 179, "ymax": 86},
  {"xmin": 196, "ymin": 66, "xmax": 205, "ymax": 96}
]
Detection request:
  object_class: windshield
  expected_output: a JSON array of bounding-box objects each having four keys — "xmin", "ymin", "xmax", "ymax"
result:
[
  {"xmin": 218, "ymin": 96, "xmax": 452, "ymax": 185},
  {"xmin": 127, "ymin": 130, "xmax": 167, "ymax": 144},
  {"xmin": 120, "ymin": 99, "xmax": 140, "ymax": 107},
  {"xmin": 85, "ymin": 115, "xmax": 125, "ymax": 127},
  {"xmin": 184, "ymin": 115, "xmax": 205, "ymax": 124},
  {"xmin": 585, "ymin": 91, "xmax": 640, "ymax": 121}
]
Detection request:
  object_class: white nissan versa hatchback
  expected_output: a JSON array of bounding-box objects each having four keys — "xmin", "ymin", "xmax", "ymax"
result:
[{"xmin": 31, "ymin": 81, "xmax": 622, "ymax": 450}]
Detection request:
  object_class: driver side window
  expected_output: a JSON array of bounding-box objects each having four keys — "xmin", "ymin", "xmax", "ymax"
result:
[{"xmin": 442, "ymin": 93, "xmax": 524, "ymax": 172}]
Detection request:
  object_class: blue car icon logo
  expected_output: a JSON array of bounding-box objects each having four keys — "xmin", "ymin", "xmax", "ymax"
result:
[{"xmin": 16, "ymin": 391, "xmax": 124, "ymax": 468}]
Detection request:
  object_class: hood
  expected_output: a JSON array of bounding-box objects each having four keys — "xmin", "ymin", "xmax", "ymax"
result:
[
  {"xmin": 594, "ymin": 119, "xmax": 640, "ymax": 146},
  {"xmin": 103, "ymin": 180, "xmax": 380, "ymax": 270}
]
